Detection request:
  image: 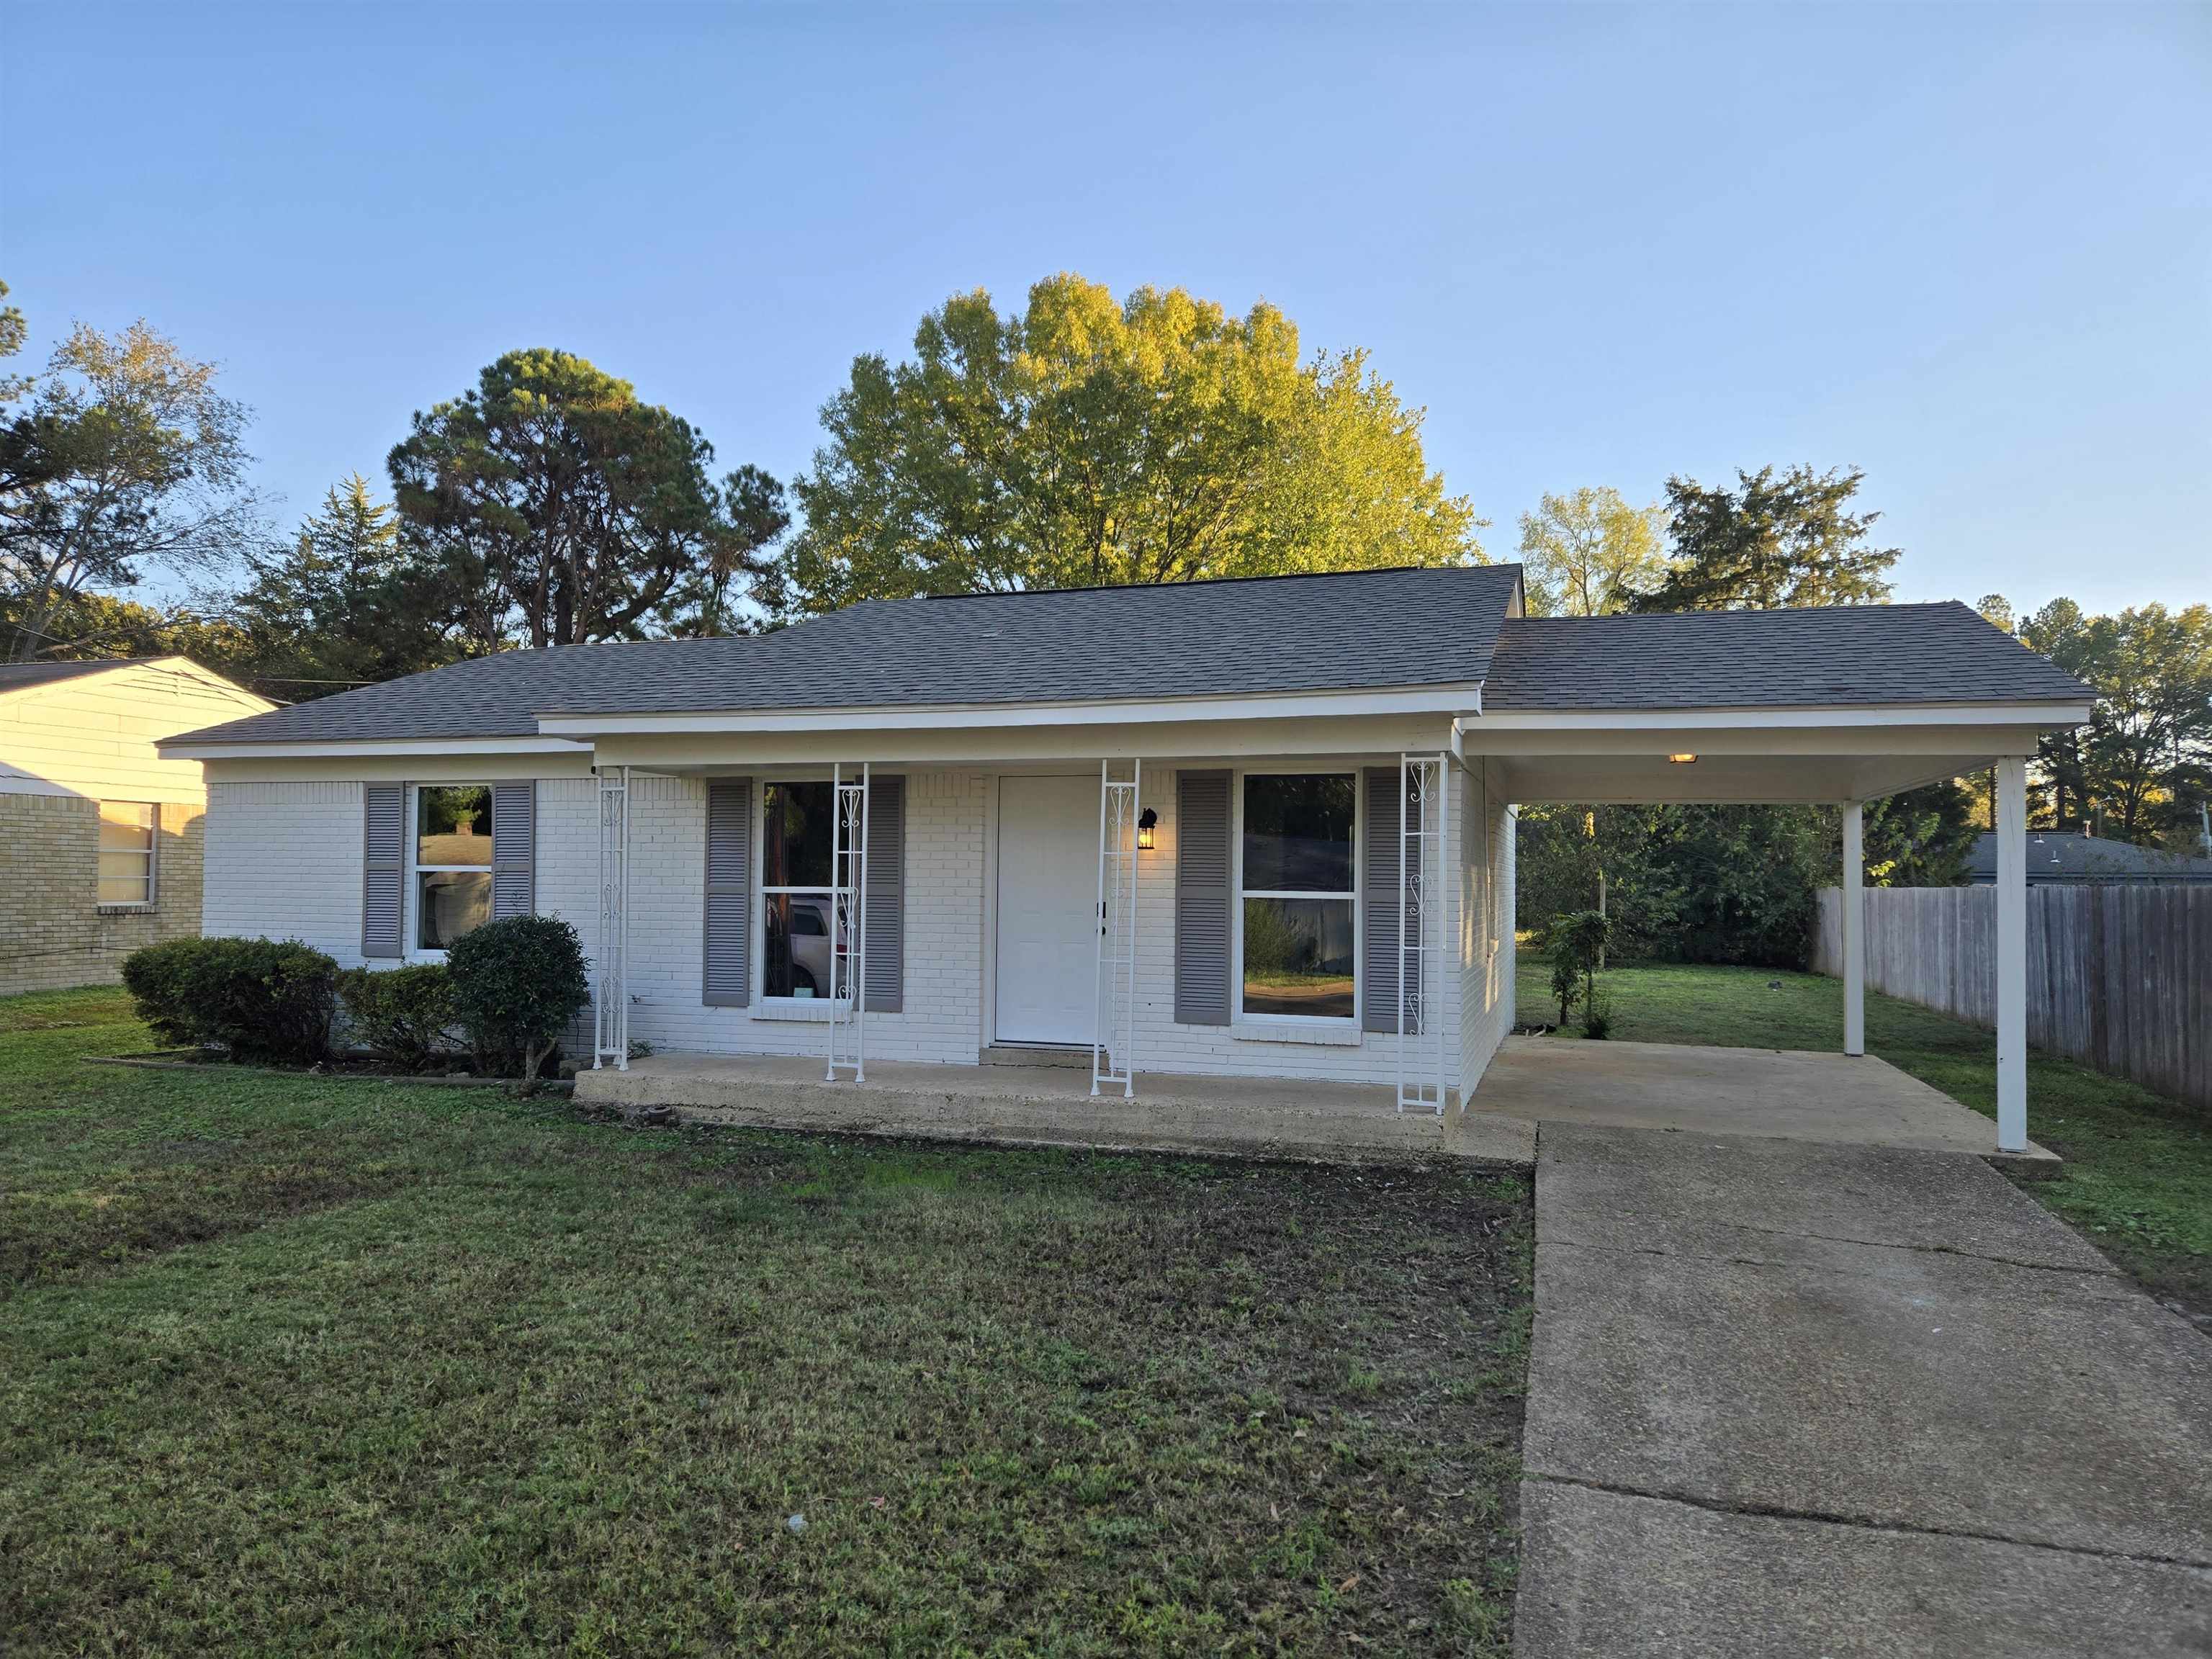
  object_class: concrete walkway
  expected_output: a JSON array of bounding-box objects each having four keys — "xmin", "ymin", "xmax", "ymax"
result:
[{"xmin": 1516, "ymin": 1125, "xmax": 2212, "ymax": 1657}]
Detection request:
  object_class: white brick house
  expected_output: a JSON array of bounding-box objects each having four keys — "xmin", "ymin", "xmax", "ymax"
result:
[{"xmin": 163, "ymin": 566, "xmax": 2091, "ymax": 1143}]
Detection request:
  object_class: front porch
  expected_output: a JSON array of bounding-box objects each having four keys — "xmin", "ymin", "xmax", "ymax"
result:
[
  {"xmin": 575, "ymin": 1051, "xmax": 1537, "ymax": 1166},
  {"xmin": 572, "ymin": 1037, "xmax": 2051, "ymax": 1166}
]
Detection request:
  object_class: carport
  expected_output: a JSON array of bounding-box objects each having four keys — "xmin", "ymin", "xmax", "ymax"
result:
[{"xmin": 1459, "ymin": 607, "xmax": 2097, "ymax": 1155}]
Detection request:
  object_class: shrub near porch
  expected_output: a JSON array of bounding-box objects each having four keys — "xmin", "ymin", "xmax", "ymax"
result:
[{"xmin": 1, "ymin": 986, "xmax": 1531, "ymax": 1656}]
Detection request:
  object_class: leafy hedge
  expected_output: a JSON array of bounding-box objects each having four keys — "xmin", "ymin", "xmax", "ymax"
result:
[
  {"xmin": 445, "ymin": 914, "xmax": 590, "ymax": 1082},
  {"xmin": 120, "ymin": 937, "xmax": 338, "ymax": 1065},
  {"xmin": 336, "ymin": 963, "xmax": 454, "ymax": 1072}
]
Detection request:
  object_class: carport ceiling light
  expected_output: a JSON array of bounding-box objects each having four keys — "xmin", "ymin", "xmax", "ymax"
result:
[{"xmin": 1667, "ymin": 753, "xmax": 1698, "ymax": 764}]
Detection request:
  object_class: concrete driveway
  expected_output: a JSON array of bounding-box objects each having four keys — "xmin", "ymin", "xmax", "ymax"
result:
[{"xmin": 1515, "ymin": 1125, "xmax": 2212, "ymax": 1657}]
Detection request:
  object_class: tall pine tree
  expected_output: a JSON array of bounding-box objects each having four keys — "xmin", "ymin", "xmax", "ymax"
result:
[{"xmin": 1635, "ymin": 464, "xmax": 1900, "ymax": 611}]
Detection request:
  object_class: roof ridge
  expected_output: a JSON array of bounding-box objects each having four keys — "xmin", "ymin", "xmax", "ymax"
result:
[
  {"xmin": 1501, "ymin": 599, "xmax": 1972, "ymax": 624},
  {"xmin": 922, "ymin": 562, "xmax": 1517, "ymax": 601}
]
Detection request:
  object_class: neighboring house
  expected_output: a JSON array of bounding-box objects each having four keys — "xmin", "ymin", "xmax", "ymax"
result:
[
  {"xmin": 160, "ymin": 566, "xmax": 2093, "ymax": 1149},
  {"xmin": 1962, "ymin": 829, "xmax": 2212, "ymax": 886},
  {"xmin": 1, "ymin": 657, "xmax": 275, "ymax": 996}
]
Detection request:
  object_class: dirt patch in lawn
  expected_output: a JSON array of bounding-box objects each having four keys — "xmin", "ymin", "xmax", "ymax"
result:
[{"xmin": 1, "ymin": 1146, "xmax": 415, "ymax": 1294}]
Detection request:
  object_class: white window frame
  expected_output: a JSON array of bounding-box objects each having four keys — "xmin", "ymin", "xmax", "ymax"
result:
[
  {"xmin": 757, "ymin": 775, "xmax": 850, "ymax": 1012},
  {"xmin": 1231, "ymin": 767, "xmax": 1362, "ymax": 1027},
  {"xmin": 95, "ymin": 801, "xmax": 158, "ymax": 910},
  {"xmin": 406, "ymin": 783, "xmax": 495, "ymax": 961}
]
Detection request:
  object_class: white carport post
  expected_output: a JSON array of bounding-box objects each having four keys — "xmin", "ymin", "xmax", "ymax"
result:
[
  {"xmin": 1841, "ymin": 801, "xmax": 1865, "ymax": 1057},
  {"xmin": 1995, "ymin": 755, "xmax": 2029, "ymax": 1152}
]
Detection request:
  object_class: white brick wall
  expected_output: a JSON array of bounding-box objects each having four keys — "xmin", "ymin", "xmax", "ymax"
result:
[
  {"xmin": 1457, "ymin": 761, "xmax": 1517, "ymax": 1102},
  {"xmin": 534, "ymin": 770, "xmax": 989, "ymax": 1064},
  {"xmin": 203, "ymin": 763, "xmax": 1514, "ymax": 1090},
  {"xmin": 203, "ymin": 781, "xmax": 366, "ymax": 958}
]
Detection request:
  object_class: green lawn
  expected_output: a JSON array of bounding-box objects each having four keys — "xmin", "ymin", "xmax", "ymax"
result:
[
  {"xmin": 0, "ymin": 987, "xmax": 1530, "ymax": 1657},
  {"xmin": 1516, "ymin": 953, "xmax": 2212, "ymax": 1318}
]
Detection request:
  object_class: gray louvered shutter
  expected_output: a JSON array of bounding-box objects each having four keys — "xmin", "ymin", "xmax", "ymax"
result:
[
  {"xmin": 1174, "ymin": 769, "xmax": 1233, "ymax": 1025},
  {"xmin": 703, "ymin": 778, "xmax": 751, "ymax": 1007},
  {"xmin": 491, "ymin": 783, "xmax": 536, "ymax": 920},
  {"xmin": 1363, "ymin": 766, "xmax": 1408, "ymax": 1033},
  {"xmin": 362, "ymin": 783, "xmax": 405, "ymax": 959},
  {"xmin": 863, "ymin": 774, "xmax": 904, "ymax": 1013}
]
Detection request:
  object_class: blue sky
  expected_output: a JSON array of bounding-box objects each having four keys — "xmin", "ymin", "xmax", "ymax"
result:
[{"xmin": 5, "ymin": 2, "xmax": 2207, "ymax": 616}]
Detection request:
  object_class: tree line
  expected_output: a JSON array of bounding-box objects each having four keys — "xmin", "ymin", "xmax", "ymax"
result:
[
  {"xmin": 0, "ymin": 274, "xmax": 1477, "ymax": 691},
  {"xmin": 2, "ymin": 269, "xmax": 2203, "ymax": 906}
]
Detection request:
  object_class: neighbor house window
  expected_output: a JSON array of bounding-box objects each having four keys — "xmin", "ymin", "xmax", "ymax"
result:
[
  {"xmin": 1241, "ymin": 773, "xmax": 1356, "ymax": 1020},
  {"xmin": 96, "ymin": 801, "xmax": 156, "ymax": 906},
  {"xmin": 761, "ymin": 781, "xmax": 845, "ymax": 999},
  {"xmin": 413, "ymin": 785, "xmax": 493, "ymax": 951}
]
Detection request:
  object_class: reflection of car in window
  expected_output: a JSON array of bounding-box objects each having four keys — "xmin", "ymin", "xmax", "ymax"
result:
[{"xmin": 785, "ymin": 895, "xmax": 835, "ymax": 996}]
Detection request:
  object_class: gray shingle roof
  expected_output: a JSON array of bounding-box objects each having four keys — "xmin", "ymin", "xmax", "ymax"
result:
[
  {"xmin": 174, "ymin": 565, "xmax": 1522, "ymax": 745},
  {"xmin": 0, "ymin": 658, "xmax": 156, "ymax": 693},
  {"xmin": 1480, "ymin": 603, "xmax": 2092, "ymax": 711}
]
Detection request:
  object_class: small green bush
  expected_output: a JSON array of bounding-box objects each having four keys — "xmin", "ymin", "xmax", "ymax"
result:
[
  {"xmin": 1546, "ymin": 909, "xmax": 1612, "ymax": 1028},
  {"xmin": 120, "ymin": 936, "xmax": 338, "ymax": 1065},
  {"xmin": 337, "ymin": 963, "xmax": 455, "ymax": 1072},
  {"xmin": 1581, "ymin": 985, "xmax": 1617, "ymax": 1040},
  {"xmin": 446, "ymin": 914, "xmax": 590, "ymax": 1082}
]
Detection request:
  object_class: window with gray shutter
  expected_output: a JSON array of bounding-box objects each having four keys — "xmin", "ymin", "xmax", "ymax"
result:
[
  {"xmin": 1362, "ymin": 766, "xmax": 1411, "ymax": 1033},
  {"xmin": 863, "ymin": 774, "xmax": 905, "ymax": 1013},
  {"xmin": 362, "ymin": 783, "xmax": 405, "ymax": 959},
  {"xmin": 491, "ymin": 783, "xmax": 535, "ymax": 920},
  {"xmin": 703, "ymin": 778, "xmax": 751, "ymax": 1007},
  {"xmin": 1174, "ymin": 769, "xmax": 1232, "ymax": 1025}
]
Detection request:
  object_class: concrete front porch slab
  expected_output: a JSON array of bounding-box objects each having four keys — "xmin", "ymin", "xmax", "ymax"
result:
[
  {"xmin": 1475, "ymin": 1035, "xmax": 2051, "ymax": 1158},
  {"xmin": 575, "ymin": 1053, "xmax": 1537, "ymax": 1166}
]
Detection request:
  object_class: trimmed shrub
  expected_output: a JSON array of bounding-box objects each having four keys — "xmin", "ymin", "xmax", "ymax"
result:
[
  {"xmin": 337, "ymin": 963, "xmax": 455, "ymax": 1072},
  {"xmin": 446, "ymin": 914, "xmax": 590, "ymax": 1082},
  {"xmin": 120, "ymin": 936, "xmax": 338, "ymax": 1065},
  {"xmin": 120, "ymin": 936, "xmax": 220, "ymax": 1048}
]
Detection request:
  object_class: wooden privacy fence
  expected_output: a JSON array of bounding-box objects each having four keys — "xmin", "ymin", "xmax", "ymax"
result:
[{"xmin": 1813, "ymin": 884, "xmax": 2211, "ymax": 1115}]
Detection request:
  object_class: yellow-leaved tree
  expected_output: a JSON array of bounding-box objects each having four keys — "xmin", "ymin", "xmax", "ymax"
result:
[{"xmin": 768, "ymin": 274, "xmax": 1483, "ymax": 613}]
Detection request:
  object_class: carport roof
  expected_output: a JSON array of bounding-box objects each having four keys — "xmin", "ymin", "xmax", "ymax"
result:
[{"xmin": 1480, "ymin": 602, "xmax": 2092, "ymax": 711}]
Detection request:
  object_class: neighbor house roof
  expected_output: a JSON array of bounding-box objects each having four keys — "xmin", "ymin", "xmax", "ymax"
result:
[
  {"xmin": 0, "ymin": 658, "xmax": 160, "ymax": 696},
  {"xmin": 1479, "ymin": 603, "xmax": 2092, "ymax": 711},
  {"xmin": 1963, "ymin": 830, "xmax": 2212, "ymax": 885},
  {"xmin": 171, "ymin": 565, "xmax": 1525, "ymax": 746}
]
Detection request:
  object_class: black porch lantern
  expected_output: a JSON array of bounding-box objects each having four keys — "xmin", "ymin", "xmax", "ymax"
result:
[{"xmin": 1136, "ymin": 806, "xmax": 1158, "ymax": 851}]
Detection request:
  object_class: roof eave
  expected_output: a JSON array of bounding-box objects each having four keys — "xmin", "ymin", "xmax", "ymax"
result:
[{"xmin": 533, "ymin": 682, "xmax": 1491, "ymax": 739}]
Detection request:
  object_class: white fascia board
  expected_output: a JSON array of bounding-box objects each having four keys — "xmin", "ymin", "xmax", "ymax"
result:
[
  {"xmin": 535, "ymin": 683, "xmax": 1488, "ymax": 737},
  {"xmin": 158, "ymin": 735, "xmax": 590, "ymax": 761},
  {"xmin": 1469, "ymin": 702, "xmax": 2092, "ymax": 732}
]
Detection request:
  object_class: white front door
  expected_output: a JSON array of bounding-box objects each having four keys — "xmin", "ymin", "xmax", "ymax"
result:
[{"xmin": 994, "ymin": 774, "xmax": 1099, "ymax": 1046}]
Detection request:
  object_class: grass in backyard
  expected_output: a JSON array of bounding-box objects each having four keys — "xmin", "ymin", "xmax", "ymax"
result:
[
  {"xmin": 0, "ymin": 986, "xmax": 1532, "ymax": 1657},
  {"xmin": 1515, "ymin": 953, "xmax": 2212, "ymax": 1319}
]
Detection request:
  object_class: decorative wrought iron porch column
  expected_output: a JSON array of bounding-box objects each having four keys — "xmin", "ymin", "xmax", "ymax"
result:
[
  {"xmin": 826, "ymin": 762, "xmax": 869, "ymax": 1082},
  {"xmin": 1397, "ymin": 753, "xmax": 1449, "ymax": 1114},
  {"xmin": 593, "ymin": 765, "xmax": 630, "ymax": 1071},
  {"xmin": 1092, "ymin": 758, "xmax": 1140, "ymax": 1097}
]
